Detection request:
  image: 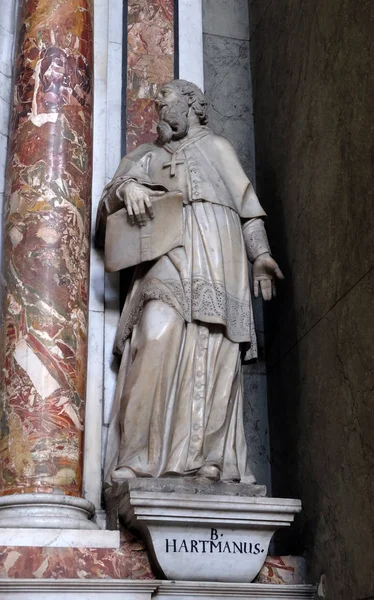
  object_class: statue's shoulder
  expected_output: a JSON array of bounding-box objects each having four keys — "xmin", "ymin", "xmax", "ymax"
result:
[
  {"xmin": 199, "ymin": 130, "xmax": 235, "ymax": 153},
  {"xmin": 125, "ymin": 141, "xmax": 158, "ymax": 161}
]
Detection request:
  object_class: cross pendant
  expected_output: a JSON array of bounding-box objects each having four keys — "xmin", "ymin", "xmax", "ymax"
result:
[{"xmin": 163, "ymin": 154, "xmax": 185, "ymax": 177}]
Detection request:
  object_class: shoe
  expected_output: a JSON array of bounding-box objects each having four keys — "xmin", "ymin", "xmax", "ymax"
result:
[{"xmin": 196, "ymin": 464, "xmax": 220, "ymax": 481}]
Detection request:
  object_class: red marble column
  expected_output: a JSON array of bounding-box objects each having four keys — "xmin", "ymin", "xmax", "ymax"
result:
[
  {"xmin": 0, "ymin": 0, "xmax": 93, "ymax": 505},
  {"xmin": 126, "ymin": 0, "xmax": 175, "ymax": 152}
]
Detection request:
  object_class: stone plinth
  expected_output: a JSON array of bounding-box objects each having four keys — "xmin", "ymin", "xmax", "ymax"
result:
[{"xmin": 105, "ymin": 478, "xmax": 301, "ymax": 583}]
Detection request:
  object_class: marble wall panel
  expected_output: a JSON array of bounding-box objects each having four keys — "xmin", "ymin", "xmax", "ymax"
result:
[
  {"xmin": 0, "ymin": 531, "xmax": 153, "ymax": 580},
  {"xmin": 203, "ymin": 0, "xmax": 249, "ymax": 40},
  {"xmin": 254, "ymin": 556, "xmax": 306, "ymax": 585},
  {"xmin": 203, "ymin": 34, "xmax": 255, "ymax": 179},
  {"xmin": 266, "ymin": 270, "xmax": 374, "ymax": 598},
  {"xmin": 250, "ymin": 0, "xmax": 374, "ymax": 363},
  {"xmin": 0, "ymin": 0, "xmax": 93, "ymax": 497},
  {"xmin": 243, "ymin": 364, "xmax": 271, "ymax": 489},
  {"xmin": 178, "ymin": 0, "xmax": 204, "ymax": 89},
  {"xmin": 126, "ymin": 0, "xmax": 175, "ymax": 152},
  {"xmin": 248, "ymin": 0, "xmax": 272, "ymax": 38},
  {"xmin": 250, "ymin": 2, "xmax": 374, "ymax": 595}
]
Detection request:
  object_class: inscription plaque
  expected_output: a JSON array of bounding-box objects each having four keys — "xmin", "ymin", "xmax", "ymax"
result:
[
  {"xmin": 165, "ymin": 528, "xmax": 265, "ymax": 556},
  {"xmin": 151, "ymin": 525, "xmax": 272, "ymax": 583}
]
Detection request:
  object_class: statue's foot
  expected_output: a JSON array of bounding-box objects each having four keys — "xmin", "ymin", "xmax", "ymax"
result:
[
  {"xmin": 111, "ymin": 467, "xmax": 137, "ymax": 482},
  {"xmin": 240, "ymin": 473, "xmax": 257, "ymax": 485},
  {"xmin": 196, "ymin": 464, "xmax": 220, "ymax": 481}
]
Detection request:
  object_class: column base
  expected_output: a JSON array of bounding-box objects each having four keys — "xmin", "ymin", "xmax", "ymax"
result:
[
  {"xmin": 0, "ymin": 493, "xmax": 99, "ymax": 530},
  {"xmin": 0, "ymin": 579, "xmax": 316, "ymax": 599}
]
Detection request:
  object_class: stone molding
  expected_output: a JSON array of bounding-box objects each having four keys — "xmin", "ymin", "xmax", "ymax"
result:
[
  {"xmin": 157, "ymin": 581, "xmax": 316, "ymax": 598},
  {"xmin": 0, "ymin": 494, "xmax": 99, "ymax": 530},
  {"xmin": 122, "ymin": 491, "xmax": 301, "ymax": 526},
  {"xmin": 0, "ymin": 527, "xmax": 120, "ymax": 548},
  {"xmin": 0, "ymin": 579, "xmax": 159, "ymax": 593},
  {"xmin": 0, "ymin": 579, "xmax": 317, "ymax": 599}
]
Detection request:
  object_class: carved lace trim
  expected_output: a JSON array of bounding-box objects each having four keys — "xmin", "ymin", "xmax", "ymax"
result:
[
  {"xmin": 115, "ymin": 276, "xmax": 257, "ymax": 353},
  {"xmin": 242, "ymin": 219, "xmax": 271, "ymax": 262}
]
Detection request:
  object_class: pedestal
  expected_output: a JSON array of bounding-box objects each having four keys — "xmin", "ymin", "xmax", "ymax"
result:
[{"xmin": 105, "ymin": 478, "xmax": 302, "ymax": 584}]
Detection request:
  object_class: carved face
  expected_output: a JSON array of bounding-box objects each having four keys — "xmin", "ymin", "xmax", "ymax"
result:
[
  {"xmin": 155, "ymin": 85, "xmax": 181, "ymax": 111},
  {"xmin": 155, "ymin": 84, "xmax": 190, "ymax": 144}
]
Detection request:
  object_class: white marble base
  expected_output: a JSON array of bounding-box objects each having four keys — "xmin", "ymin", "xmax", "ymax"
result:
[
  {"xmin": 0, "ymin": 528, "xmax": 119, "ymax": 548},
  {"xmin": 0, "ymin": 579, "xmax": 317, "ymax": 599},
  {"xmin": 0, "ymin": 494, "xmax": 99, "ymax": 530},
  {"xmin": 109, "ymin": 481, "xmax": 302, "ymax": 584}
]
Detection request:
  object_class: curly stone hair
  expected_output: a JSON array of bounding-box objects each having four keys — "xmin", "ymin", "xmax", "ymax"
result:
[{"xmin": 168, "ymin": 79, "xmax": 209, "ymax": 125}]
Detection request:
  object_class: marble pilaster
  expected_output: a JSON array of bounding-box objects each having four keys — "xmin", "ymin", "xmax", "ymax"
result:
[
  {"xmin": 178, "ymin": 0, "xmax": 204, "ymax": 88},
  {"xmin": 0, "ymin": 0, "xmax": 95, "ymax": 524},
  {"xmin": 126, "ymin": 0, "xmax": 175, "ymax": 152}
]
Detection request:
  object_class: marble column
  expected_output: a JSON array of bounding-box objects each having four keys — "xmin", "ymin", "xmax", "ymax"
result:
[{"xmin": 0, "ymin": 0, "xmax": 97, "ymax": 529}]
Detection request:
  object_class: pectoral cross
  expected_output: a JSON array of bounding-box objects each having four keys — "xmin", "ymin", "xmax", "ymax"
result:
[{"xmin": 163, "ymin": 154, "xmax": 185, "ymax": 177}]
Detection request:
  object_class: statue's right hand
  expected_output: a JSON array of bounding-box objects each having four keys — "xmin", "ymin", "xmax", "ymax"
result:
[{"xmin": 116, "ymin": 181, "xmax": 164, "ymax": 226}]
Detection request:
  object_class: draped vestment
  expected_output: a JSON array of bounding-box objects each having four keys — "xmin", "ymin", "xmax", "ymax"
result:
[{"xmin": 96, "ymin": 127, "xmax": 268, "ymax": 483}]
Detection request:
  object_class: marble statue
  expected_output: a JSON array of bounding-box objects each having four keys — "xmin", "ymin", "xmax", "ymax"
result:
[{"xmin": 96, "ymin": 80, "xmax": 283, "ymax": 485}]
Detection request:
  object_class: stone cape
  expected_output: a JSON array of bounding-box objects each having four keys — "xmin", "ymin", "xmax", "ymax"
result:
[
  {"xmin": 96, "ymin": 128, "xmax": 266, "ymax": 353},
  {"xmin": 96, "ymin": 127, "xmax": 266, "ymax": 234}
]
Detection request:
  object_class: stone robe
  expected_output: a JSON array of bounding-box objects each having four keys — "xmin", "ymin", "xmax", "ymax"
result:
[{"xmin": 96, "ymin": 126, "xmax": 268, "ymax": 483}]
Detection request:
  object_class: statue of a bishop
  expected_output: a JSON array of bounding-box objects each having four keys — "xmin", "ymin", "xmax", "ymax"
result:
[{"xmin": 96, "ymin": 80, "xmax": 283, "ymax": 485}]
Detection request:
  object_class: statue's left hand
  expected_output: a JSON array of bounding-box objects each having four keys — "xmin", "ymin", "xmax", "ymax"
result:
[{"xmin": 252, "ymin": 253, "xmax": 284, "ymax": 301}]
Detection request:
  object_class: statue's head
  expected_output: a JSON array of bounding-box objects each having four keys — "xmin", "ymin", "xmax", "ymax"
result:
[{"xmin": 155, "ymin": 79, "xmax": 208, "ymax": 144}]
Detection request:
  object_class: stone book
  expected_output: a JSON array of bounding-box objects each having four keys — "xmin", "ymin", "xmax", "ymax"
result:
[{"xmin": 104, "ymin": 191, "xmax": 183, "ymax": 272}]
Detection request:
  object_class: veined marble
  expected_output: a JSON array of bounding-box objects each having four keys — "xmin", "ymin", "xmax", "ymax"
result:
[
  {"xmin": 126, "ymin": 0, "xmax": 175, "ymax": 152},
  {"xmin": 0, "ymin": 0, "xmax": 93, "ymax": 497},
  {"xmin": 0, "ymin": 531, "xmax": 152, "ymax": 579}
]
